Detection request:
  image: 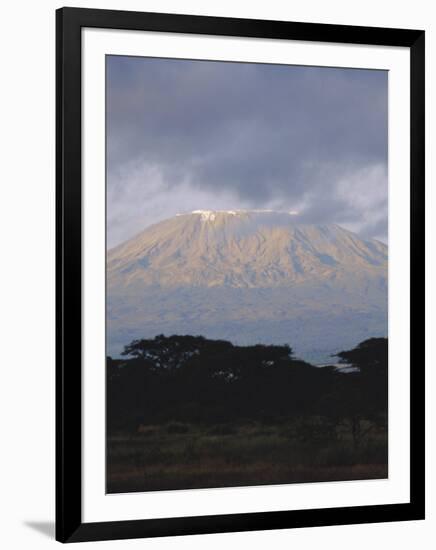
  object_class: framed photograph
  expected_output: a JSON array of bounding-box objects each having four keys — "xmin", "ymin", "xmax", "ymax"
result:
[{"xmin": 56, "ymin": 7, "xmax": 425, "ymax": 543}]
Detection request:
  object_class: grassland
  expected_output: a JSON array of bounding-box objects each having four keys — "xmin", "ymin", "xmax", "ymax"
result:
[{"xmin": 107, "ymin": 418, "xmax": 388, "ymax": 493}]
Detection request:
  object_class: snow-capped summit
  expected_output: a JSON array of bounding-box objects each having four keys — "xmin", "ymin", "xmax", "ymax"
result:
[
  {"xmin": 107, "ymin": 210, "xmax": 387, "ymax": 363},
  {"xmin": 108, "ymin": 210, "xmax": 386, "ymax": 288},
  {"xmin": 176, "ymin": 209, "xmax": 301, "ymax": 222},
  {"xmin": 186, "ymin": 209, "xmax": 300, "ymax": 220}
]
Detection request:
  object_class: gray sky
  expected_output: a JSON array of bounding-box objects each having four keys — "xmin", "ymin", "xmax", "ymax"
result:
[{"xmin": 107, "ymin": 56, "xmax": 388, "ymax": 248}]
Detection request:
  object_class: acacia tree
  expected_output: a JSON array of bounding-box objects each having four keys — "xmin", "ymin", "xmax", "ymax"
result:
[
  {"xmin": 122, "ymin": 334, "xmax": 233, "ymax": 370},
  {"xmin": 111, "ymin": 335, "xmax": 388, "ymax": 441},
  {"xmin": 336, "ymin": 337, "xmax": 388, "ymax": 377},
  {"xmin": 322, "ymin": 338, "xmax": 388, "ymax": 449}
]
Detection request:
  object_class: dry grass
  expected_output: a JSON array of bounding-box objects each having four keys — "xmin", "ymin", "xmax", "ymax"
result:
[{"xmin": 107, "ymin": 420, "xmax": 388, "ymax": 493}]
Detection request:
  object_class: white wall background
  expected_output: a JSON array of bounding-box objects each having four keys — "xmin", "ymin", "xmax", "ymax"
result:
[{"xmin": 0, "ymin": 0, "xmax": 433, "ymax": 548}]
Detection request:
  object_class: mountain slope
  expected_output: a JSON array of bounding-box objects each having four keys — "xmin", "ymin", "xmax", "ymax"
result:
[{"xmin": 107, "ymin": 210, "xmax": 388, "ymax": 363}]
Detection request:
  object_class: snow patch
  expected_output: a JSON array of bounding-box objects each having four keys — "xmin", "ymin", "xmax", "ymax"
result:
[
  {"xmin": 182, "ymin": 209, "xmax": 300, "ymax": 221},
  {"xmin": 192, "ymin": 210, "xmax": 216, "ymax": 221},
  {"xmin": 191, "ymin": 210, "xmax": 240, "ymax": 221}
]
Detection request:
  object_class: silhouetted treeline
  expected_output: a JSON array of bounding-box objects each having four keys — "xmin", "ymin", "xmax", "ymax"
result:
[{"xmin": 107, "ymin": 335, "xmax": 387, "ymax": 446}]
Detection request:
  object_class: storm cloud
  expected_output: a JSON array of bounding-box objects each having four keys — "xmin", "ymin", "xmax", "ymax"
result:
[{"xmin": 107, "ymin": 56, "xmax": 388, "ymax": 248}]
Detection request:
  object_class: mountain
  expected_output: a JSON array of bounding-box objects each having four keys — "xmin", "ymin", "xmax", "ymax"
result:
[{"xmin": 107, "ymin": 210, "xmax": 388, "ymax": 363}]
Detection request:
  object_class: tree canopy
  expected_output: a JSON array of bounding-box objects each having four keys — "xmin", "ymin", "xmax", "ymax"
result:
[{"xmin": 108, "ymin": 335, "xmax": 388, "ymax": 441}]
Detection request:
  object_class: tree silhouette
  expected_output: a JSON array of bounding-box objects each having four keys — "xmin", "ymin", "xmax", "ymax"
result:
[
  {"xmin": 122, "ymin": 334, "xmax": 233, "ymax": 370},
  {"xmin": 108, "ymin": 335, "xmax": 388, "ymax": 441},
  {"xmin": 336, "ymin": 337, "xmax": 388, "ymax": 376},
  {"xmin": 320, "ymin": 338, "xmax": 388, "ymax": 449}
]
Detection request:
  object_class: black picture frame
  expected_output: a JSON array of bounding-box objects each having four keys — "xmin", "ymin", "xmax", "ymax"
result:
[{"xmin": 56, "ymin": 7, "xmax": 425, "ymax": 543}]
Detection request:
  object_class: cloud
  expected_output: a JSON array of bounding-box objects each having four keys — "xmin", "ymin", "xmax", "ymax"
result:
[
  {"xmin": 107, "ymin": 162, "xmax": 253, "ymax": 247},
  {"xmin": 107, "ymin": 56, "xmax": 388, "ymax": 247}
]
